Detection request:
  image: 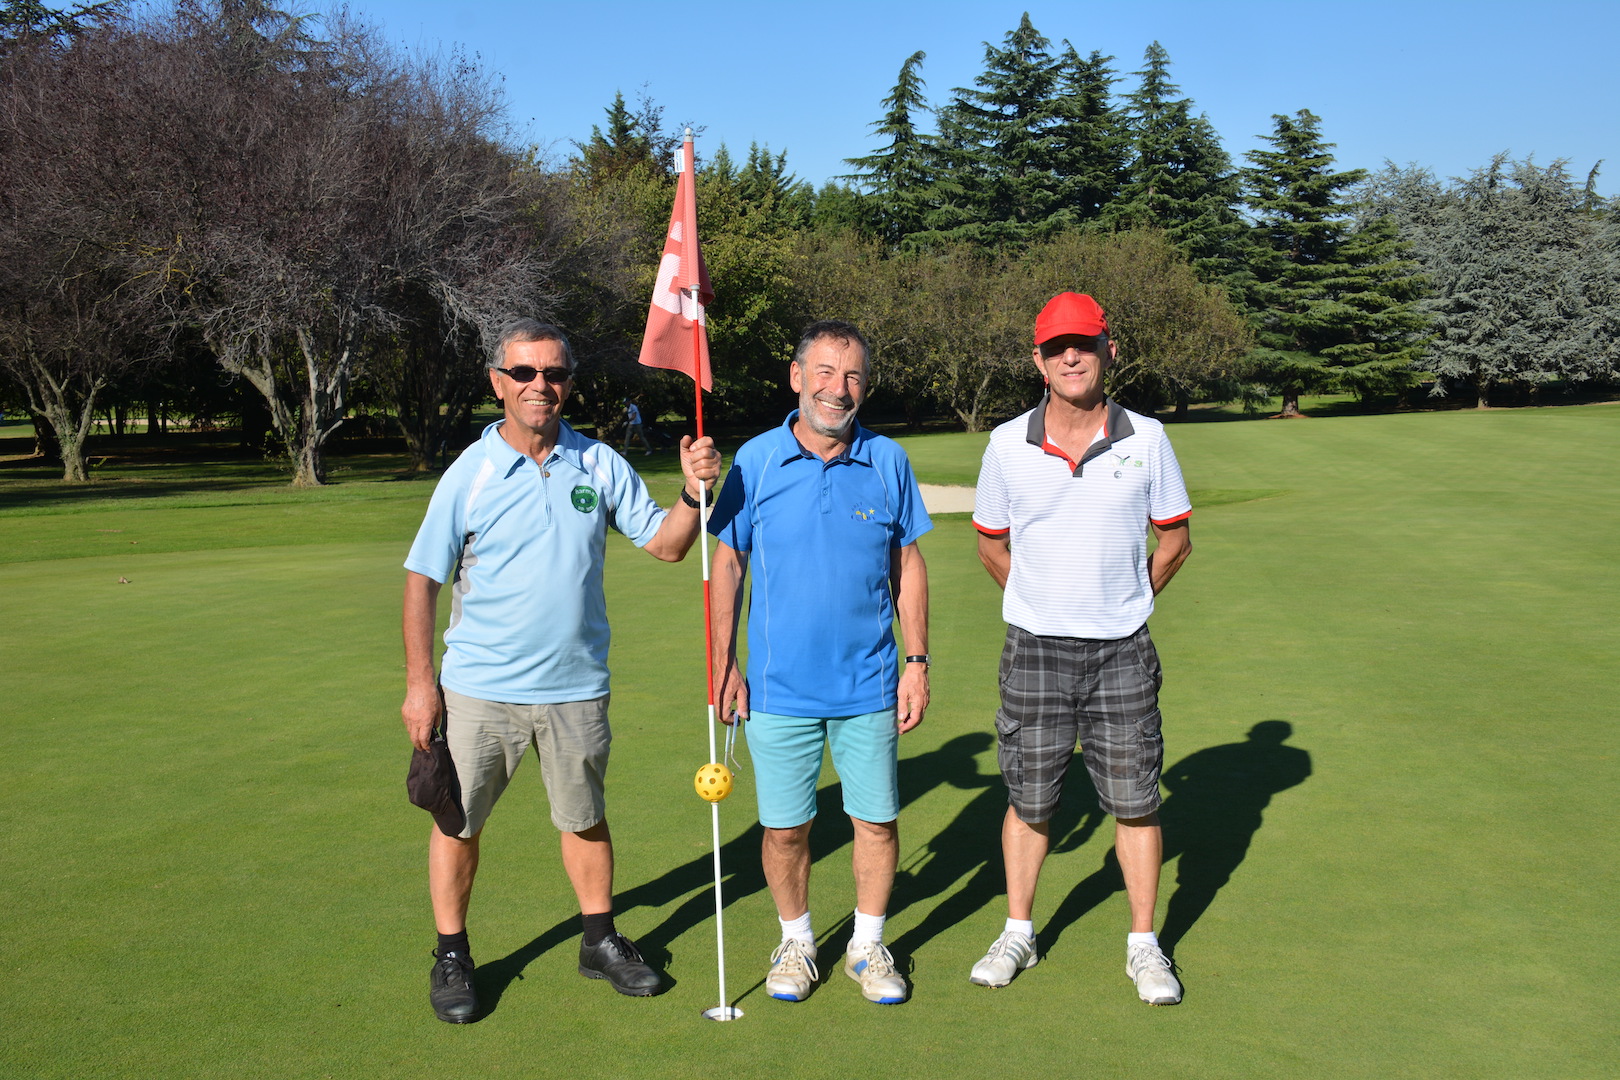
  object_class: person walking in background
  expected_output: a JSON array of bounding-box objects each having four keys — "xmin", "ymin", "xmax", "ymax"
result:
[{"xmin": 621, "ymin": 398, "xmax": 653, "ymax": 455}]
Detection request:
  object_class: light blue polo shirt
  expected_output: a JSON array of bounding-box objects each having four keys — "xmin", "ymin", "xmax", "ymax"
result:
[
  {"xmin": 404, "ymin": 420, "xmax": 666, "ymax": 704},
  {"xmin": 708, "ymin": 412, "xmax": 932, "ymax": 717}
]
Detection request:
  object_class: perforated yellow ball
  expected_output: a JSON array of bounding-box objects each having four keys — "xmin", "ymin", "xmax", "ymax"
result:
[{"xmin": 694, "ymin": 762, "xmax": 734, "ymax": 802}]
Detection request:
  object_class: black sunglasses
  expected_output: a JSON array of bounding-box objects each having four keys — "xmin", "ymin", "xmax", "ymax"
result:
[{"xmin": 496, "ymin": 365, "xmax": 573, "ymax": 385}]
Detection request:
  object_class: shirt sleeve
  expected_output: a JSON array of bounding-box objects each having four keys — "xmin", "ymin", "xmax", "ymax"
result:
[
  {"xmin": 601, "ymin": 447, "xmax": 667, "ymax": 547},
  {"xmin": 972, "ymin": 439, "xmax": 1010, "ymax": 537},
  {"xmin": 403, "ymin": 466, "xmax": 470, "ymax": 583},
  {"xmin": 707, "ymin": 460, "xmax": 753, "ymax": 552},
  {"xmin": 891, "ymin": 455, "xmax": 934, "ymax": 548},
  {"xmin": 1149, "ymin": 429, "xmax": 1193, "ymax": 525}
]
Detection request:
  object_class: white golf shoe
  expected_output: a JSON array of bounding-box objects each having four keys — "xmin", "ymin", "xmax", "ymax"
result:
[
  {"xmin": 843, "ymin": 941, "xmax": 907, "ymax": 1004},
  {"xmin": 969, "ymin": 930, "xmax": 1038, "ymax": 987},
  {"xmin": 1126, "ymin": 941, "xmax": 1183, "ymax": 1005},
  {"xmin": 765, "ymin": 938, "xmax": 818, "ymax": 1002}
]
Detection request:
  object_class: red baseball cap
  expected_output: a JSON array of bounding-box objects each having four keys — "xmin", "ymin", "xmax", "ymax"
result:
[{"xmin": 1034, "ymin": 292, "xmax": 1108, "ymax": 344}]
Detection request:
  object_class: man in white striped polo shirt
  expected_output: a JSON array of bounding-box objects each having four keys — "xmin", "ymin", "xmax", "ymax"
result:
[{"xmin": 968, "ymin": 292, "xmax": 1193, "ymax": 1005}]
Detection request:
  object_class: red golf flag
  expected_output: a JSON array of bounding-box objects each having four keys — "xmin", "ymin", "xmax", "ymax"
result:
[{"xmin": 638, "ymin": 131, "xmax": 714, "ymax": 390}]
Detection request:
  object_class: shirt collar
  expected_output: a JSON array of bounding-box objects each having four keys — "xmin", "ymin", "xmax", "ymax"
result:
[
  {"xmin": 484, "ymin": 419, "xmax": 583, "ymax": 477},
  {"xmin": 1023, "ymin": 394, "xmax": 1134, "ymax": 475},
  {"xmin": 775, "ymin": 409, "xmax": 874, "ymax": 466}
]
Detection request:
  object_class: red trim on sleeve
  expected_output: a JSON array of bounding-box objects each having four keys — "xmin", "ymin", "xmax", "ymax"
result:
[
  {"xmin": 1150, "ymin": 510, "xmax": 1192, "ymax": 526},
  {"xmin": 974, "ymin": 521, "xmax": 1010, "ymax": 539}
]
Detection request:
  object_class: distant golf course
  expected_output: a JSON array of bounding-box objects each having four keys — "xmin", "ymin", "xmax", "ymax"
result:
[{"xmin": 1, "ymin": 402, "xmax": 1614, "ymax": 1079}]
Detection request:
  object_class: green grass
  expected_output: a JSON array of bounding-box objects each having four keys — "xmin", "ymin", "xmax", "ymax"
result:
[{"xmin": 1, "ymin": 405, "xmax": 1616, "ymax": 1079}]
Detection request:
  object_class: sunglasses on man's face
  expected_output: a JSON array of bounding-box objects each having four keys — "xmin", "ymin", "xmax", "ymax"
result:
[{"xmin": 496, "ymin": 365, "xmax": 573, "ymax": 385}]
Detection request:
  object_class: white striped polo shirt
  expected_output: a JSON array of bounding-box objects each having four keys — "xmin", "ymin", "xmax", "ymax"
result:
[{"xmin": 973, "ymin": 397, "xmax": 1191, "ymax": 640}]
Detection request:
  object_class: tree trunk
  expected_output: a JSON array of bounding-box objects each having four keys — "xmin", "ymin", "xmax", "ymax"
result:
[
  {"xmin": 1279, "ymin": 388, "xmax": 1303, "ymax": 417},
  {"xmin": 1172, "ymin": 391, "xmax": 1190, "ymax": 422},
  {"xmin": 1476, "ymin": 379, "xmax": 1491, "ymax": 409}
]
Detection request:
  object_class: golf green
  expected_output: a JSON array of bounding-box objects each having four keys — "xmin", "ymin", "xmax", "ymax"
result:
[{"xmin": 0, "ymin": 404, "xmax": 1614, "ymax": 1078}]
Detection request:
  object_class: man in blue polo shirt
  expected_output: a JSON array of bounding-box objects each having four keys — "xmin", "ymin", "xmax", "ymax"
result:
[
  {"xmin": 708, "ymin": 320, "xmax": 932, "ymax": 1006},
  {"xmin": 401, "ymin": 318, "xmax": 719, "ymax": 1024}
]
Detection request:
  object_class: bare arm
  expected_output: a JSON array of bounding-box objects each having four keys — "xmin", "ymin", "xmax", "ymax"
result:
[
  {"xmin": 891, "ymin": 541, "xmax": 930, "ymax": 733},
  {"xmin": 709, "ymin": 540, "xmax": 750, "ymax": 724},
  {"xmin": 642, "ymin": 435, "xmax": 721, "ymax": 562},
  {"xmin": 401, "ymin": 570, "xmax": 443, "ymax": 750},
  {"xmin": 1148, "ymin": 519, "xmax": 1191, "ymax": 595},
  {"xmin": 977, "ymin": 531, "xmax": 1011, "ymax": 590}
]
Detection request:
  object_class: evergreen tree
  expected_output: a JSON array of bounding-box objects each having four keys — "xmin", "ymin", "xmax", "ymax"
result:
[
  {"xmin": 575, "ymin": 89, "xmax": 682, "ymax": 183},
  {"xmin": 843, "ymin": 49, "xmax": 936, "ymax": 245},
  {"xmin": 926, "ymin": 13, "xmax": 1067, "ymax": 245},
  {"xmin": 1366, "ymin": 157, "xmax": 1615, "ymax": 405},
  {"xmin": 1047, "ymin": 44, "xmax": 1128, "ymax": 224},
  {"xmin": 1240, "ymin": 110, "xmax": 1366, "ymax": 415},
  {"xmin": 1107, "ymin": 42, "xmax": 1243, "ymax": 282}
]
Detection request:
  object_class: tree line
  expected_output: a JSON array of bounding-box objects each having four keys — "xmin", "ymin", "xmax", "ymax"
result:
[{"xmin": 2, "ymin": 4, "xmax": 1615, "ymax": 484}]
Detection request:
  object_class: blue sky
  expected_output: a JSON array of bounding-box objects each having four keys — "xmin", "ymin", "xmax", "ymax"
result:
[{"xmin": 355, "ymin": 0, "xmax": 1617, "ymax": 196}]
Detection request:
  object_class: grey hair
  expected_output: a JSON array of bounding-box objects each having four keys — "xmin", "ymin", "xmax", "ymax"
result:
[
  {"xmin": 793, "ymin": 319, "xmax": 870, "ymax": 370},
  {"xmin": 489, "ymin": 318, "xmax": 573, "ymax": 370}
]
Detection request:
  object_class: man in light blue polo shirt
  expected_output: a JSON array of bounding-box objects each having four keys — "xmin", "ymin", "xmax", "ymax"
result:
[
  {"xmin": 709, "ymin": 320, "xmax": 932, "ymax": 1006},
  {"xmin": 401, "ymin": 318, "xmax": 719, "ymax": 1024}
]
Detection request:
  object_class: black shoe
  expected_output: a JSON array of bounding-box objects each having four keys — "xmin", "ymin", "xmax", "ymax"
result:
[
  {"xmin": 429, "ymin": 949, "xmax": 479, "ymax": 1023},
  {"xmin": 578, "ymin": 932, "xmax": 661, "ymax": 996}
]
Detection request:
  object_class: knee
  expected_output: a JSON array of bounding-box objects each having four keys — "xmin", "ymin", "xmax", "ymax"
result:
[
  {"xmin": 850, "ymin": 816, "xmax": 898, "ymax": 843},
  {"xmin": 763, "ymin": 824, "xmax": 811, "ymax": 851}
]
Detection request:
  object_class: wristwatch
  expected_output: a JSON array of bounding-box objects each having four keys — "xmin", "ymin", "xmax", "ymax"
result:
[
  {"xmin": 904, "ymin": 654, "xmax": 931, "ymax": 668},
  {"xmin": 680, "ymin": 487, "xmax": 715, "ymax": 509}
]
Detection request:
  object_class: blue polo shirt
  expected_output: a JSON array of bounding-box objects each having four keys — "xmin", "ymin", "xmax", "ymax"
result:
[
  {"xmin": 404, "ymin": 420, "xmax": 666, "ymax": 704},
  {"xmin": 708, "ymin": 412, "xmax": 932, "ymax": 717}
]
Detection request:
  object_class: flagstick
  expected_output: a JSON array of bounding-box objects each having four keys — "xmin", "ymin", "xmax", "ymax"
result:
[{"xmin": 692, "ymin": 284, "xmax": 740, "ymax": 1023}]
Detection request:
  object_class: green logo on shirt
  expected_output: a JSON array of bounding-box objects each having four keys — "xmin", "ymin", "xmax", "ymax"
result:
[{"xmin": 571, "ymin": 485, "xmax": 599, "ymax": 513}]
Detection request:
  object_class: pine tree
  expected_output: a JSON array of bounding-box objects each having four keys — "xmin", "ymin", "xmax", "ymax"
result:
[
  {"xmin": 1048, "ymin": 44, "xmax": 1128, "ymax": 224},
  {"xmin": 1107, "ymin": 42, "xmax": 1243, "ymax": 282},
  {"xmin": 926, "ymin": 13, "xmax": 1066, "ymax": 245},
  {"xmin": 1367, "ymin": 157, "xmax": 1614, "ymax": 405},
  {"xmin": 844, "ymin": 50, "xmax": 936, "ymax": 245},
  {"xmin": 1240, "ymin": 110, "xmax": 1368, "ymax": 415}
]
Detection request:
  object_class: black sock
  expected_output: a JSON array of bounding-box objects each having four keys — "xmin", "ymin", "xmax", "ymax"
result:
[
  {"xmin": 437, "ymin": 930, "xmax": 471, "ymax": 959},
  {"xmin": 581, "ymin": 911, "xmax": 616, "ymax": 947}
]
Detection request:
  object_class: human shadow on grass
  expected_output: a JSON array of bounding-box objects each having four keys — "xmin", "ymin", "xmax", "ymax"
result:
[
  {"xmin": 1041, "ymin": 720, "xmax": 1313, "ymax": 962},
  {"xmin": 477, "ymin": 733, "xmax": 1001, "ymax": 1010},
  {"xmin": 886, "ymin": 765, "xmax": 1107, "ymax": 960}
]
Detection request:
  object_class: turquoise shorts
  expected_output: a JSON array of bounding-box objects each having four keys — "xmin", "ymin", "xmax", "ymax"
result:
[{"xmin": 745, "ymin": 709, "xmax": 899, "ymax": 828}]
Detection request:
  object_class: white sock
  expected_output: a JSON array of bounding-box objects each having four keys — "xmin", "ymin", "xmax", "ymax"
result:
[
  {"xmin": 1128, "ymin": 931, "xmax": 1160, "ymax": 949},
  {"xmin": 850, "ymin": 909, "xmax": 886, "ymax": 945},
  {"xmin": 1005, "ymin": 918, "xmax": 1035, "ymax": 940},
  {"xmin": 779, "ymin": 911, "xmax": 813, "ymax": 944}
]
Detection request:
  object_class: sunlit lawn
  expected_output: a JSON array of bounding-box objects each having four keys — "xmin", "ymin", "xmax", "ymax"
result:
[{"xmin": 1, "ymin": 403, "xmax": 1615, "ymax": 1079}]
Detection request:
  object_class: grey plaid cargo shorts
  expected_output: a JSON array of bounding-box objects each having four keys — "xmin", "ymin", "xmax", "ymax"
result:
[{"xmin": 995, "ymin": 623, "xmax": 1165, "ymax": 821}]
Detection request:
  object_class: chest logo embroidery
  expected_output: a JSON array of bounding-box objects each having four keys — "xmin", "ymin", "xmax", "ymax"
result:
[
  {"xmin": 571, "ymin": 485, "xmax": 599, "ymax": 513},
  {"xmin": 852, "ymin": 505, "xmax": 876, "ymax": 521}
]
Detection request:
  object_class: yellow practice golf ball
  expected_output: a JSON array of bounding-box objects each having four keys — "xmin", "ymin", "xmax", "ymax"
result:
[{"xmin": 694, "ymin": 762, "xmax": 733, "ymax": 802}]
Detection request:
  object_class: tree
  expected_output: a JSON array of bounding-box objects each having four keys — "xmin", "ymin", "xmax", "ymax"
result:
[
  {"xmin": 138, "ymin": 4, "xmax": 558, "ymax": 484},
  {"xmin": 1105, "ymin": 42, "xmax": 1243, "ymax": 283},
  {"xmin": 0, "ymin": 0, "xmax": 122, "ymax": 55},
  {"xmin": 928, "ymin": 13, "xmax": 1068, "ymax": 246},
  {"xmin": 1364, "ymin": 157, "xmax": 1615, "ymax": 405},
  {"xmin": 1048, "ymin": 44, "xmax": 1128, "ymax": 225},
  {"xmin": 0, "ymin": 15, "xmax": 172, "ymax": 480},
  {"xmin": 1240, "ymin": 109, "xmax": 1426, "ymax": 415},
  {"xmin": 1021, "ymin": 229, "xmax": 1253, "ymax": 415},
  {"xmin": 844, "ymin": 50, "xmax": 936, "ymax": 245}
]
